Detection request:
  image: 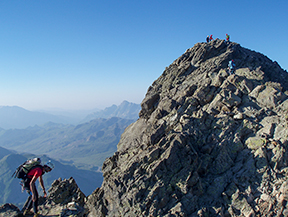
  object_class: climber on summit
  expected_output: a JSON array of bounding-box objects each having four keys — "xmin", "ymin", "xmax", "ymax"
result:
[
  {"xmin": 228, "ymin": 60, "xmax": 236, "ymax": 74},
  {"xmin": 22, "ymin": 161, "xmax": 54, "ymax": 217},
  {"xmin": 209, "ymin": 34, "xmax": 213, "ymax": 41},
  {"xmin": 206, "ymin": 35, "xmax": 210, "ymax": 43},
  {"xmin": 226, "ymin": 34, "xmax": 230, "ymax": 42}
]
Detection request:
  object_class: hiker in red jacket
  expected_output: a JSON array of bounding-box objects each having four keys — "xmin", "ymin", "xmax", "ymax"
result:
[
  {"xmin": 209, "ymin": 34, "xmax": 213, "ymax": 41},
  {"xmin": 226, "ymin": 33, "xmax": 230, "ymax": 42},
  {"xmin": 22, "ymin": 161, "xmax": 54, "ymax": 217}
]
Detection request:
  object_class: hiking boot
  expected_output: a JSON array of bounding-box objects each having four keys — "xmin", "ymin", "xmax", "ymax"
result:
[{"xmin": 23, "ymin": 209, "xmax": 34, "ymax": 215}]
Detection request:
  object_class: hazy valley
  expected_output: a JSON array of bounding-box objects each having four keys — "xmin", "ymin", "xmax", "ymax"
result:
[{"xmin": 0, "ymin": 101, "xmax": 140, "ymax": 206}]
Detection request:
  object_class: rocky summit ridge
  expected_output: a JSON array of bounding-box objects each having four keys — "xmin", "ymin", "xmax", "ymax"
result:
[
  {"xmin": 87, "ymin": 39, "xmax": 288, "ymax": 217},
  {"xmin": 2, "ymin": 39, "xmax": 288, "ymax": 216}
]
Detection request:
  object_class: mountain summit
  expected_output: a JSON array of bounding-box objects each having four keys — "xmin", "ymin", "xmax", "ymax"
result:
[
  {"xmin": 86, "ymin": 39, "xmax": 288, "ymax": 216},
  {"xmin": 2, "ymin": 39, "xmax": 288, "ymax": 216}
]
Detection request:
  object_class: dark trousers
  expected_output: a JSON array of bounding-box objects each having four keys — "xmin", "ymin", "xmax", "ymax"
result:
[{"xmin": 22, "ymin": 178, "xmax": 39, "ymax": 214}]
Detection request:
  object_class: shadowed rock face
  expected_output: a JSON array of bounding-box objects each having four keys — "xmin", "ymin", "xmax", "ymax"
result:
[
  {"xmin": 86, "ymin": 40, "xmax": 288, "ymax": 216},
  {"xmin": 2, "ymin": 40, "xmax": 288, "ymax": 216}
]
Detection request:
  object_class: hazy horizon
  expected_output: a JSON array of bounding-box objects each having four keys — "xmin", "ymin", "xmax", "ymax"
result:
[
  {"xmin": 0, "ymin": 99, "xmax": 139, "ymax": 113},
  {"xmin": 1, "ymin": 1, "xmax": 287, "ymax": 111}
]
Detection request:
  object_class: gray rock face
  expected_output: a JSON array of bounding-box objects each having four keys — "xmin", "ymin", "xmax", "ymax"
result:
[{"xmin": 86, "ymin": 40, "xmax": 288, "ymax": 216}]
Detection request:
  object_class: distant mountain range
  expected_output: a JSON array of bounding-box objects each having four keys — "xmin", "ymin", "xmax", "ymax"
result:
[
  {"xmin": 0, "ymin": 106, "xmax": 72, "ymax": 129},
  {"xmin": 0, "ymin": 147, "xmax": 103, "ymax": 206},
  {"xmin": 0, "ymin": 101, "xmax": 140, "ymax": 129},
  {"xmin": 81, "ymin": 100, "xmax": 140, "ymax": 123},
  {"xmin": 0, "ymin": 117, "xmax": 134, "ymax": 169}
]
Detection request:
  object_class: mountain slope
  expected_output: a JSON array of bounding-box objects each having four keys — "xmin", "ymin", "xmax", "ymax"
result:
[
  {"xmin": 0, "ymin": 146, "xmax": 15, "ymax": 159},
  {"xmin": 86, "ymin": 40, "xmax": 288, "ymax": 216}
]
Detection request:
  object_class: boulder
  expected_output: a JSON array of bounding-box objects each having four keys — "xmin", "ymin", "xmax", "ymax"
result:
[{"xmin": 0, "ymin": 204, "xmax": 21, "ymax": 217}]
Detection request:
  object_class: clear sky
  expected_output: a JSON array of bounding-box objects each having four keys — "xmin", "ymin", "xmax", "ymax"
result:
[{"xmin": 0, "ymin": 0, "xmax": 287, "ymax": 111}]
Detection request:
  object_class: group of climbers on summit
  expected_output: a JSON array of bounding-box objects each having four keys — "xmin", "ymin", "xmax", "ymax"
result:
[
  {"xmin": 206, "ymin": 33, "xmax": 230, "ymax": 43},
  {"xmin": 206, "ymin": 35, "xmax": 213, "ymax": 42},
  {"xmin": 205, "ymin": 33, "xmax": 235, "ymax": 75}
]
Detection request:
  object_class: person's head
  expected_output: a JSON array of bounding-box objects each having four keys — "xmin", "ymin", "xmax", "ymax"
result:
[{"xmin": 44, "ymin": 160, "xmax": 54, "ymax": 173}]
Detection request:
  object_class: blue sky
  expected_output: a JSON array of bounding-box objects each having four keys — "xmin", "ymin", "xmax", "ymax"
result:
[{"xmin": 0, "ymin": 0, "xmax": 287, "ymax": 111}]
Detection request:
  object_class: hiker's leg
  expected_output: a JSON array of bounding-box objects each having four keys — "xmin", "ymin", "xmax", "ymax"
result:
[
  {"xmin": 27, "ymin": 191, "xmax": 33, "ymax": 210},
  {"xmin": 32, "ymin": 188, "xmax": 39, "ymax": 214},
  {"xmin": 22, "ymin": 178, "xmax": 32, "ymax": 212},
  {"xmin": 22, "ymin": 193, "xmax": 32, "ymax": 212}
]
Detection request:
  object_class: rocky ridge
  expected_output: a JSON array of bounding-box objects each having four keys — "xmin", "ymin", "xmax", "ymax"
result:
[
  {"xmin": 1, "ymin": 39, "xmax": 288, "ymax": 216},
  {"xmin": 87, "ymin": 39, "xmax": 288, "ymax": 216}
]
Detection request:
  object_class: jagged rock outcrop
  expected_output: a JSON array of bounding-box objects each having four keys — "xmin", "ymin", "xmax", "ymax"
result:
[
  {"xmin": 38, "ymin": 177, "xmax": 87, "ymax": 216},
  {"xmin": 0, "ymin": 203, "xmax": 21, "ymax": 217},
  {"xmin": 86, "ymin": 39, "xmax": 288, "ymax": 216}
]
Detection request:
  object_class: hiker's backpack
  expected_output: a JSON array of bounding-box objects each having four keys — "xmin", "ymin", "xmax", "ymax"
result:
[{"xmin": 12, "ymin": 158, "xmax": 42, "ymax": 179}]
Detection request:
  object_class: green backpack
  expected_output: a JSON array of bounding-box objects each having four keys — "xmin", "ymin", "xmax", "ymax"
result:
[{"xmin": 12, "ymin": 158, "xmax": 42, "ymax": 179}]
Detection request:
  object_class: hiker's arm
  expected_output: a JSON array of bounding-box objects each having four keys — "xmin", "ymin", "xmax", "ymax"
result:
[{"xmin": 39, "ymin": 175, "xmax": 47, "ymax": 197}]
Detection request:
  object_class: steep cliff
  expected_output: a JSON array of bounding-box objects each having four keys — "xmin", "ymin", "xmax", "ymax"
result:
[{"xmin": 86, "ymin": 39, "xmax": 288, "ymax": 216}]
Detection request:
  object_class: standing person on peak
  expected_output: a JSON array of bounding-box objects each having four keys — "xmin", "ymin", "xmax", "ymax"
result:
[
  {"xmin": 22, "ymin": 161, "xmax": 54, "ymax": 217},
  {"xmin": 209, "ymin": 34, "xmax": 213, "ymax": 41},
  {"xmin": 226, "ymin": 33, "xmax": 230, "ymax": 42},
  {"xmin": 206, "ymin": 35, "xmax": 210, "ymax": 42}
]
